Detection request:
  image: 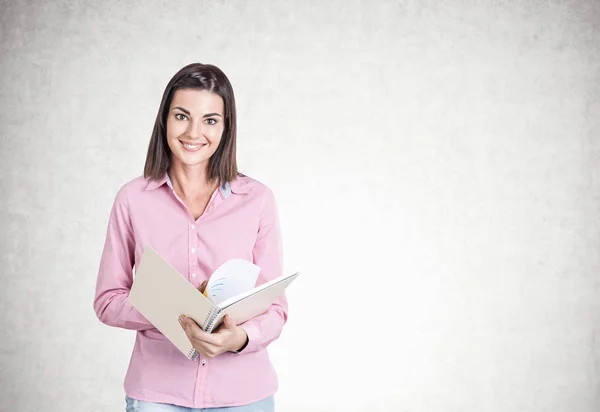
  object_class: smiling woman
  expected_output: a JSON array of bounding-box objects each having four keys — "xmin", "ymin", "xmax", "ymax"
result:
[
  {"xmin": 93, "ymin": 63, "xmax": 286, "ymax": 412},
  {"xmin": 168, "ymin": 90, "xmax": 224, "ymax": 162}
]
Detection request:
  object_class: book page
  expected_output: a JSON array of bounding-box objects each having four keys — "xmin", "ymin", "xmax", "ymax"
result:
[
  {"xmin": 203, "ymin": 259, "xmax": 260, "ymax": 306},
  {"xmin": 208, "ymin": 271, "xmax": 300, "ymax": 331}
]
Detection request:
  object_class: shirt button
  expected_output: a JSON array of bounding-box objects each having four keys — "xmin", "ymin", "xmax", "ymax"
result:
[
  {"xmin": 191, "ymin": 248, "xmax": 196, "ymax": 253},
  {"xmin": 191, "ymin": 224, "xmax": 195, "ymax": 229},
  {"xmin": 201, "ymin": 359, "xmax": 207, "ymax": 365},
  {"xmin": 191, "ymin": 273, "xmax": 196, "ymax": 278}
]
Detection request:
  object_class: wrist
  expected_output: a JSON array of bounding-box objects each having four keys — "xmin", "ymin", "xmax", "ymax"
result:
[{"xmin": 233, "ymin": 328, "xmax": 249, "ymax": 353}]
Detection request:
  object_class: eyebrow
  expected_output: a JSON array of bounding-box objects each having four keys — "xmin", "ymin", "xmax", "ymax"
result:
[{"xmin": 172, "ymin": 107, "xmax": 223, "ymax": 118}]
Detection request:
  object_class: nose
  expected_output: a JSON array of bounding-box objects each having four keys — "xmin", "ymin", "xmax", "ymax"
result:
[{"xmin": 186, "ymin": 118, "xmax": 204, "ymax": 140}]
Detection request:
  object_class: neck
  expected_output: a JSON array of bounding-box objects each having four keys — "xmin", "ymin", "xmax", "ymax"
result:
[{"xmin": 168, "ymin": 162, "xmax": 218, "ymax": 199}]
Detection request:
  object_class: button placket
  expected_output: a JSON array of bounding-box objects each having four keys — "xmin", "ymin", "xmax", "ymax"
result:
[
  {"xmin": 189, "ymin": 221, "xmax": 197, "ymax": 282},
  {"xmin": 200, "ymin": 188, "xmax": 225, "ymax": 220}
]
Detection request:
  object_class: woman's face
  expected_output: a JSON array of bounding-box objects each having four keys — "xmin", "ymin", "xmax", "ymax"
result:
[{"xmin": 166, "ymin": 88, "xmax": 225, "ymax": 170}]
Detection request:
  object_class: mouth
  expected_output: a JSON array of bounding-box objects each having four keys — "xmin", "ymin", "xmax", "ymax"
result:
[{"xmin": 179, "ymin": 140, "xmax": 206, "ymax": 152}]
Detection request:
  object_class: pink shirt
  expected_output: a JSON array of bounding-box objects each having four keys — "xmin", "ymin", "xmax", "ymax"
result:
[{"xmin": 93, "ymin": 173, "xmax": 288, "ymax": 408}]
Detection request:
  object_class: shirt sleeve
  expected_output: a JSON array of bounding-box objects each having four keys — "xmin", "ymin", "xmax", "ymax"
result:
[
  {"xmin": 237, "ymin": 187, "xmax": 288, "ymax": 353},
  {"xmin": 93, "ymin": 185, "xmax": 155, "ymax": 331}
]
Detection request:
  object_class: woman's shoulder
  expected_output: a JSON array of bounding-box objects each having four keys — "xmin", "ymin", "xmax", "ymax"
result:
[
  {"xmin": 111, "ymin": 175, "xmax": 158, "ymax": 202},
  {"xmin": 122, "ymin": 175, "xmax": 156, "ymax": 192}
]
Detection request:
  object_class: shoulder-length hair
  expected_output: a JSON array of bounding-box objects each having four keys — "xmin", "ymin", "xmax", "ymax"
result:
[{"xmin": 144, "ymin": 63, "xmax": 238, "ymax": 183}]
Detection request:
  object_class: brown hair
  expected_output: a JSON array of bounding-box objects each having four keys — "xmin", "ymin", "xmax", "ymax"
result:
[{"xmin": 144, "ymin": 63, "xmax": 238, "ymax": 183}]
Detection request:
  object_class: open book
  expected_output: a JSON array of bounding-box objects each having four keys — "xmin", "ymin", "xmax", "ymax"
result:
[{"xmin": 128, "ymin": 246, "xmax": 299, "ymax": 359}]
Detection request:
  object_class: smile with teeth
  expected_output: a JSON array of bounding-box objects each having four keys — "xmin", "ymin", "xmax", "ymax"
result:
[{"xmin": 180, "ymin": 141, "xmax": 206, "ymax": 151}]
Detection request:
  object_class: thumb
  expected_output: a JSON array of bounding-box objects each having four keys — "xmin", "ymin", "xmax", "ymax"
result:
[{"xmin": 224, "ymin": 314, "xmax": 234, "ymax": 327}]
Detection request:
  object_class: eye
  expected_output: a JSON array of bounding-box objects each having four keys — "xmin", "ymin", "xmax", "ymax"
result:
[
  {"xmin": 205, "ymin": 118, "xmax": 218, "ymax": 125},
  {"xmin": 174, "ymin": 113, "xmax": 188, "ymax": 120}
]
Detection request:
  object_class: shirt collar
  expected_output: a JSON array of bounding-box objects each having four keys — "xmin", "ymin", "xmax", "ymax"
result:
[
  {"xmin": 229, "ymin": 174, "xmax": 254, "ymax": 195},
  {"xmin": 145, "ymin": 173, "xmax": 252, "ymax": 197}
]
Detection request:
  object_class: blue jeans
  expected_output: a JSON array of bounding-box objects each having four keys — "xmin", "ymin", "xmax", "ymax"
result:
[{"xmin": 125, "ymin": 395, "xmax": 275, "ymax": 412}]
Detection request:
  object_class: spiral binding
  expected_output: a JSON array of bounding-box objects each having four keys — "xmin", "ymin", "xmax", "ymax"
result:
[
  {"xmin": 186, "ymin": 308, "xmax": 220, "ymax": 360},
  {"xmin": 204, "ymin": 308, "xmax": 221, "ymax": 333},
  {"xmin": 188, "ymin": 348, "xmax": 199, "ymax": 360}
]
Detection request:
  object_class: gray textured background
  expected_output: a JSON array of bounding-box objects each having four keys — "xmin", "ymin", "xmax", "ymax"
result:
[{"xmin": 1, "ymin": 0, "xmax": 599, "ymax": 411}]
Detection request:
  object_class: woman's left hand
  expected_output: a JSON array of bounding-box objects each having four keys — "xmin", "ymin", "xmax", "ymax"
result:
[{"xmin": 178, "ymin": 314, "xmax": 248, "ymax": 358}]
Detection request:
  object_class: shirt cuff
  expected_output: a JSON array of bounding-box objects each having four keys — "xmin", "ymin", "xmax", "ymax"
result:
[
  {"xmin": 237, "ymin": 323, "xmax": 260, "ymax": 353},
  {"xmin": 234, "ymin": 334, "xmax": 249, "ymax": 353}
]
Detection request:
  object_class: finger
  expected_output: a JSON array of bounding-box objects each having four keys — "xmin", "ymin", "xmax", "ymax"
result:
[
  {"xmin": 223, "ymin": 314, "xmax": 235, "ymax": 329},
  {"xmin": 179, "ymin": 315, "xmax": 201, "ymax": 337},
  {"xmin": 180, "ymin": 315, "xmax": 221, "ymax": 344},
  {"xmin": 178, "ymin": 315, "xmax": 192, "ymax": 335},
  {"xmin": 192, "ymin": 339, "xmax": 222, "ymax": 358}
]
